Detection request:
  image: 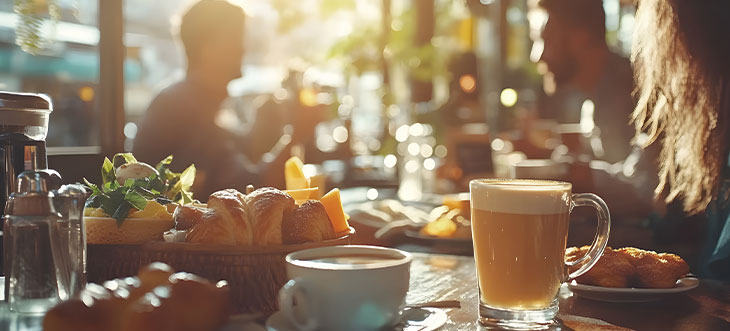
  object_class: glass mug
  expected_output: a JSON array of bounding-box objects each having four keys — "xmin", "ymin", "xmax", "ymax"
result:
[{"xmin": 469, "ymin": 179, "xmax": 610, "ymax": 330}]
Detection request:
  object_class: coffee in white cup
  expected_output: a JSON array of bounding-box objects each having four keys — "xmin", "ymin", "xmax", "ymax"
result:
[{"xmin": 279, "ymin": 245, "xmax": 412, "ymax": 331}]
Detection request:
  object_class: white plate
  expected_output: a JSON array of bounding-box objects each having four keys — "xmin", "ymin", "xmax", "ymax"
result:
[
  {"xmin": 568, "ymin": 276, "xmax": 699, "ymax": 302},
  {"xmin": 265, "ymin": 307, "xmax": 447, "ymax": 331}
]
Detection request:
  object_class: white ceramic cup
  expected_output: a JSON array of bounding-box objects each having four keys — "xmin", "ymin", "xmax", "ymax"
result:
[{"xmin": 279, "ymin": 245, "xmax": 412, "ymax": 331}]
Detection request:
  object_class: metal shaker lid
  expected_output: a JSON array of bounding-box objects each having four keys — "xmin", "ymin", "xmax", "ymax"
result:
[
  {"xmin": 0, "ymin": 92, "xmax": 52, "ymax": 127},
  {"xmin": 9, "ymin": 171, "xmax": 57, "ymax": 216},
  {"xmin": 16, "ymin": 170, "xmax": 50, "ymax": 194},
  {"xmin": 54, "ymin": 184, "xmax": 89, "ymax": 198}
]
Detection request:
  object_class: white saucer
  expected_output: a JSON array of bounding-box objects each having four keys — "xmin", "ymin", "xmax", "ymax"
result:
[
  {"xmin": 265, "ymin": 307, "xmax": 447, "ymax": 331},
  {"xmin": 568, "ymin": 276, "xmax": 699, "ymax": 302}
]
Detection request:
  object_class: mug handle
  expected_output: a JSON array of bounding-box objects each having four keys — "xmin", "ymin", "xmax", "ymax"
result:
[
  {"xmin": 279, "ymin": 278, "xmax": 318, "ymax": 331},
  {"xmin": 565, "ymin": 193, "xmax": 611, "ymax": 279}
]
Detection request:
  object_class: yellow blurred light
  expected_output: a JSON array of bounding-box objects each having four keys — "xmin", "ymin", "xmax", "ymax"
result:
[
  {"xmin": 500, "ymin": 88, "xmax": 518, "ymax": 108},
  {"xmin": 299, "ymin": 88, "xmax": 318, "ymax": 107},
  {"xmin": 459, "ymin": 75, "xmax": 476, "ymax": 93},
  {"xmin": 79, "ymin": 86, "xmax": 94, "ymax": 102}
]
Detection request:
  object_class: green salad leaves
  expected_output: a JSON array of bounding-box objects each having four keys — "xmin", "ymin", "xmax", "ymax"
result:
[{"xmin": 84, "ymin": 153, "xmax": 196, "ymax": 226}]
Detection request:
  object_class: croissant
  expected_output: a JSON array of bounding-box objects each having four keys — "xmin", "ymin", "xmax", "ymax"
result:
[
  {"xmin": 187, "ymin": 190, "xmax": 252, "ymax": 245},
  {"xmin": 244, "ymin": 187, "xmax": 296, "ymax": 245},
  {"xmin": 176, "ymin": 187, "xmax": 337, "ymax": 246},
  {"xmin": 282, "ymin": 200, "xmax": 336, "ymax": 244}
]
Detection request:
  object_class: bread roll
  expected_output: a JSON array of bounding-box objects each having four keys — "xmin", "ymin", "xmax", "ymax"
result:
[
  {"xmin": 44, "ymin": 265, "xmax": 230, "ymax": 331},
  {"xmin": 244, "ymin": 187, "xmax": 296, "ymax": 245},
  {"xmin": 282, "ymin": 201, "xmax": 335, "ymax": 244}
]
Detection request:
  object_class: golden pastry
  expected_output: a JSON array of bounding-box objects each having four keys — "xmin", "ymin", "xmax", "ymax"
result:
[
  {"xmin": 244, "ymin": 187, "xmax": 296, "ymax": 246},
  {"xmin": 566, "ymin": 246, "xmax": 690, "ymax": 288}
]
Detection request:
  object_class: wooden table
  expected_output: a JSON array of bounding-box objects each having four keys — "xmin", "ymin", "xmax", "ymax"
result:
[
  {"xmin": 1, "ymin": 253, "xmax": 729, "ymax": 331},
  {"xmin": 403, "ymin": 253, "xmax": 730, "ymax": 331}
]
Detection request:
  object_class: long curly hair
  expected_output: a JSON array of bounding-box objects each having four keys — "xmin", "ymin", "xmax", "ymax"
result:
[{"xmin": 632, "ymin": 0, "xmax": 730, "ymax": 214}]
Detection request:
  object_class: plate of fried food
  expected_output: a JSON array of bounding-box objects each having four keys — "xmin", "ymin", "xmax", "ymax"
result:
[
  {"xmin": 566, "ymin": 246, "xmax": 698, "ymax": 302},
  {"xmin": 405, "ymin": 193, "xmax": 472, "ymax": 243}
]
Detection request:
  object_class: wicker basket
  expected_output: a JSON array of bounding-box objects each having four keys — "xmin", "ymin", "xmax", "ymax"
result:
[
  {"xmin": 138, "ymin": 227, "xmax": 355, "ymax": 314},
  {"xmin": 87, "ymin": 244, "xmax": 143, "ymax": 283}
]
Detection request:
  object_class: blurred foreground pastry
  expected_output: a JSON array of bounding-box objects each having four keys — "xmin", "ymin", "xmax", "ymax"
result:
[
  {"xmin": 43, "ymin": 263, "xmax": 231, "ymax": 331},
  {"xmin": 566, "ymin": 246, "xmax": 690, "ymax": 288}
]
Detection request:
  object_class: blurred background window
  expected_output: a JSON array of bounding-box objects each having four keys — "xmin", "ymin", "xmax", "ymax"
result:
[
  {"xmin": 1, "ymin": 0, "xmax": 638, "ymax": 152},
  {"xmin": 0, "ymin": 0, "xmax": 101, "ymax": 147}
]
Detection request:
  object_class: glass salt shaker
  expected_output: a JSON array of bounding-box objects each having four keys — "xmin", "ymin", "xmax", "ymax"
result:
[{"xmin": 3, "ymin": 171, "xmax": 70, "ymax": 313}]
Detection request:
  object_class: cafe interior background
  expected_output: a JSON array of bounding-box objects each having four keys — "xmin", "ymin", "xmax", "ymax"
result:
[{"xmin": 2, "ymin": 0, "xmax": 700, "ymax": 264}]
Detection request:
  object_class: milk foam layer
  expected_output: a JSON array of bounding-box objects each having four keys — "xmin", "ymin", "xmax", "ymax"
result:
[{"xmin": 470, "ymin": 179, "xmax": 570, "ymax": 215}]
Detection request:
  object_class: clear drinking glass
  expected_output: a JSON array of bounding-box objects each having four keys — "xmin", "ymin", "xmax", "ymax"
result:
[{"xmin": 469, "ymin": 179, "xmax": 610, "ymax": 330}]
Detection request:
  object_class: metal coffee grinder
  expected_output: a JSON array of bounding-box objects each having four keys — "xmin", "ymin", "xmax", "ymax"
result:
[{"xmin": 0, "ymin": 91, "xmax": 53, "ymax": 274}]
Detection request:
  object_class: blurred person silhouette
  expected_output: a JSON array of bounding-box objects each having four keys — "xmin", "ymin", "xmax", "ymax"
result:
[
  {"xmin": 531, "ymin": 0, "xmax": 663, "ymax": 223},
  {"xmin": 133, "ymin": 0, "xmax": 290, "ymax": 197},
  {"xmin": 536, "ymin": 0, "xmax": 635, "ymax": 163},
  {"xmin": 631, "ymin": 0, "xmax": 730, "ymax": 278}
]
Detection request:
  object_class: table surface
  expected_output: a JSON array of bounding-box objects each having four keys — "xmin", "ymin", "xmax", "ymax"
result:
[{"xmin": 1, "ymin": 253, "xmax": 729, "ymax": 331}]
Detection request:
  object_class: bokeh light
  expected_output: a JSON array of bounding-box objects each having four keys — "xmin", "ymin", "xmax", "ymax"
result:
[
  {"xmin": 395, "ymin": 125, "xmax": 410, "ymax": 142},
  {"xmin": 384, "ymin": 154, "xmax": 397, "ymax": 168},
  {"xmin": 408, "ymin": 142, "xmax": 420, "ymax": 156},
  {"xmin": 435, "ymin": 145, "xmax": 448, "ymax": 158},
  {"xmin": 405, "ymin": 159, "xmax": 420, "ymax": 173},
  {"xmin": 459, "ymin": 74, "xmax": 476, "ymax": 93},
  {"xmin": 409, "ymin": 123, "xmax": 424, "ymax": 136},
  {"xmin": 423, "ymin": 158, "xmax": 436, "ymax": 170},
  {"xmin": 333, "ymin": 126, "xmax": 348, "ymax": 143},
  {"xmin": 420, "ymin": 144, "xmax": 433, "ymax": 158},
  {"xmin": 367, "ymin": 188, "xmax": 379, "ymax": 200},
  {"xmin": 500, "ymin": 88, "xmax": 518, "ymax": 108}
]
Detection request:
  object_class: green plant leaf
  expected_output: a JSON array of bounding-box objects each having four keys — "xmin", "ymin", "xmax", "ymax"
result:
[
  {"xmin": 101, "ymin": 190, "xmax": 125, "ymax": 218},
  {"xmin": 112, "ymin": 202, "xmax": 132, "ymax": 227},
  {"xmin": 168, "ymin": 164, "xmax": 195, "ymax": 203},
  {"xmin": 124, "ymin": 189, "xmax": 148, "ymax": 211},
  {"xmin": 156, "ymin": 155, "xmax": 173, "ymax": 173},
  {"xmin": 112, "ymin": 153, "xmax": 137, "ymax": 168},
  {"xmin": 178, "ymin": 164, "xmax": 196, "ymax": 192},
  {"xmin": 101, "ymin": 157, "xmax": 115, "ymax": 186}
]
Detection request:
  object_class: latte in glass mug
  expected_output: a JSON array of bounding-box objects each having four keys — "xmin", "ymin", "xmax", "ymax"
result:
[{"xmin": 470, "ymin": 179, "xmax": 610, "ymax": 329}]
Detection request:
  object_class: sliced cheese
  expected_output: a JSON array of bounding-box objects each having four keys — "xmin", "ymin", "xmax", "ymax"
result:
[
  {"xmin": 285, "ymin": 156, "xmax": 310, "ymax": 190},
  {"xmin": 284, "ymin": 187, "xmax": 319, "ymax": 201},
  {"xmin": 320, "ymin": 188, "xmax": 349, "ymax": 234}
]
